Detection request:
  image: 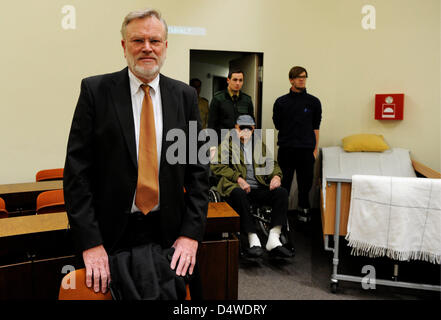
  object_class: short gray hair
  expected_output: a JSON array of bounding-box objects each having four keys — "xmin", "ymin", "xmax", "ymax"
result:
[{"xmin": 121, "ymin": 8, "xmax": 168, "ymax": 40}]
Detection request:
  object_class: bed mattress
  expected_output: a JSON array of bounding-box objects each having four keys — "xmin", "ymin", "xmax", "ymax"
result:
[{"xmin": 321, "ymin": 146, "xmax": 416, "ymax": 208}]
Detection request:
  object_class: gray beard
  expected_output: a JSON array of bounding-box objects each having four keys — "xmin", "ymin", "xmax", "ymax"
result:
[
  {"xmin": 128, "ymin": 53, "xmax": 166, "ymax": 81},
  {"xmin": 134, "ymin": 64, "xmax": 160, "ymax": 80}
]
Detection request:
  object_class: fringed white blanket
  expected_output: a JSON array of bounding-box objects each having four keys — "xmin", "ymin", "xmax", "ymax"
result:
[{"xmin": 346, "ymin": 175, "xmax": 441, "ymax": 264}]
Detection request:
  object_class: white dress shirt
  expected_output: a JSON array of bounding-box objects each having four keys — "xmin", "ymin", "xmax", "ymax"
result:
[{"xmin": 128, "ymin": 69, "xmax": 163, "ymax": 213}]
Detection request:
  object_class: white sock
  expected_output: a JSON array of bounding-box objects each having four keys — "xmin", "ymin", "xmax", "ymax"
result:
[
  {"xmin": 248, "ymin": 233, "xmax": 261, "ymax": 248},
  {"xmin": 265, "ymin": 225, "xmax": 283, "ymax": 251}
]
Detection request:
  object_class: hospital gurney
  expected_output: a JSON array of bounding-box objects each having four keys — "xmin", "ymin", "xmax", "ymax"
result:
[{"xmin": 320, "ymin": 146, "xmax": 441, "ymax": 293}]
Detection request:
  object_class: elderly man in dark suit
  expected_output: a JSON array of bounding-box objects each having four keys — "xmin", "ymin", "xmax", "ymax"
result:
[{"xmin": 63, "ymin": 9, "xmax": 209, "ymax": 297}]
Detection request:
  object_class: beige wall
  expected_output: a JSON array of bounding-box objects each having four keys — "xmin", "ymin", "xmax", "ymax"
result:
[{"xmin": 0, "ymin": 0, "xmax": 439, "ymax": 183}]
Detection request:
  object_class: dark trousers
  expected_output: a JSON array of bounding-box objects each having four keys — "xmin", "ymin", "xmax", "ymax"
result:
[
  {"xmin": 226, "ymin": 187, "xmax": 288, "ymax": 234},
  {"xmin": 277, "ymin": 147, "xmax": 315, "ymax": 209},
  {"xmin": 117, "ymin": 211, "xmax": 162, "ymax": 250}
]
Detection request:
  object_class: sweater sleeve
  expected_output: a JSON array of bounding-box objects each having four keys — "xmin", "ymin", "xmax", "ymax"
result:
[
  {"xmin": 272, "ymin": 100, "xmax": 281, "ymax": 130},
  {"xmin": 312, "ymin": 98, "xmax": 322, "ymax": 130}
]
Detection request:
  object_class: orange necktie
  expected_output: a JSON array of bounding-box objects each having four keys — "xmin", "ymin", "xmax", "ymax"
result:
[{"xmin": 135, "ymin": 84, "xmax": 159, "ymax": 214}]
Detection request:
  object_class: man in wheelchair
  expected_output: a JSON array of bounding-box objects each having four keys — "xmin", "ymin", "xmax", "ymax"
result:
[{"xmin": 210, "ymin": 115, "xmax": 294, "ymax": 258}]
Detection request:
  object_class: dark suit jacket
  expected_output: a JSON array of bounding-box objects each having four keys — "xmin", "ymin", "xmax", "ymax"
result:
[{"xmin": 63, "ymin": 67, "xmax": 209, "ymax": 254}]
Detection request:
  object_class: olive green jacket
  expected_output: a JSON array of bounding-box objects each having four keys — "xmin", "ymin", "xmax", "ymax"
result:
[{"xmin": 210, "ymin": 130, "xmax": 283, "ymax": 197}]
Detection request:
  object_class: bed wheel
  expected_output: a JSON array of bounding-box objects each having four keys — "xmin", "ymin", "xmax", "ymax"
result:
[{"xmin": 330, "ymin": 282, "xmax": 338, "ymax": 294}]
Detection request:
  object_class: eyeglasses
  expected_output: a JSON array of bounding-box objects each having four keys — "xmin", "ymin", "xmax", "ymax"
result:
[
  {"xmin": 130, "ymin": 37, "xmax": 165, "ymax": 48},
  {"xmin": 294, "ymin": 75, "xmax": 307, "ymax": 79},
  {"xmin": 239, "ymin": 125, "xmax": 253, "ymax": 131}
]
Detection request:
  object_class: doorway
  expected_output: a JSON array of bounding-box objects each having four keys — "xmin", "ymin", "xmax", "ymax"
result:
[{"xmin": 189, "ymin": 49, "xmax": 264, "ymax": 128}]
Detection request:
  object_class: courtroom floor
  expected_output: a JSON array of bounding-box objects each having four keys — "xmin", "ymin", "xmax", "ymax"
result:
[{"xmin": 237, "ymin": 209, "xmax": 441, "ymax": 300}]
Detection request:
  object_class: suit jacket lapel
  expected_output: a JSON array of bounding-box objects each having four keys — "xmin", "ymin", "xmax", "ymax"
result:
[
  {"xmin": 159, "ymin": 74, "xmax": 180, "ymax": 169},
  {"xmin": 110, "ymin": 68, "xmax": 138, "ymax": 169},
  {"xmin": 109, "ymin": 72, "xmax": 180, "ymax": 172}
]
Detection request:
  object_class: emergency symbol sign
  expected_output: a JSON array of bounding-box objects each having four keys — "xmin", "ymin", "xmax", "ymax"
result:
[{"xmin": 375, "ymin": 93, "xmax": 404, "ymax": 120}]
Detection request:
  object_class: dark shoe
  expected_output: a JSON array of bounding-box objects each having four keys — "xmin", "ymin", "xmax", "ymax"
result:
[
  {"xmin": 268, "ymin": 245, "xmax": 294, "ymax": 258},
  {"xmin": 246, "ymin": 246, "xmax": 264, "ymax": 257},
  {"xmin": 297, "ymin": 208, "xmax": 311, "ymax": 223},
  {"xmin": 287, "ymin": 209, "xmax": 297, "ymax": 217}
]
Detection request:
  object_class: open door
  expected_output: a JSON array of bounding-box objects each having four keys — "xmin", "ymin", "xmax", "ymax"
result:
[{"xmin": 190, "ymin": 50, "xmax": 263, "ymax": 128}]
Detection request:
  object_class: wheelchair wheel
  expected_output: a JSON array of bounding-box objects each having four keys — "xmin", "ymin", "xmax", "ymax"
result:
[
  {"xmin": 254, "ymin": 206, "xmax": 293, "ymax": 247},
  {"xmin": 254, "ymin": 206, "xmax": 272, "ymax": 237},
  {"xmin": 284, "ymin": 220, "xmax": 295, "ymax": 248},
  {"xmin": 280, "ymin": 233, "xmax": 288, "ymax": 245},
  {"xmin": 208, "ymin": 188, "xmax": 221, "ymax": 202}
]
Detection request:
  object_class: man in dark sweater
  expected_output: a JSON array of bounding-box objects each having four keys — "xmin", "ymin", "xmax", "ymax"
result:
[{"xmin": 272, "ymin": 66, "xmax": 322, "ymax": 222}]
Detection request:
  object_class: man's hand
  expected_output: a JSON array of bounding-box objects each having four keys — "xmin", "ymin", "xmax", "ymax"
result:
[
  {"xmin": 238, "ymin": 128, "xmax": 252, "ymax": 144},
  {"xmin": 237, "ymin": 177, "xmax": 251, "ymax": 193},
  {"xmin": 313, "ymin": 149, "xmax": 318, "ymax": 160},
  {"xmin": 269, "ymin": 175, "xmax": 281, "ymax": 191},
  {"xmin": 209, "ymin": 147, "xmax": 217, "ymax": 163},
  {"xmin": 82, "ymin": 245, "xmax": 111, "ymax": 293},
  {"xmin": 170, "ymin": 236, "xmax": 198, "ymax": 277}
]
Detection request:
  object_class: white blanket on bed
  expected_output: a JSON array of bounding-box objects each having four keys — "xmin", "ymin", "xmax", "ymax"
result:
[{"xmin": 346, "ymin": 175, "xmax": 441, "ymax": 264}]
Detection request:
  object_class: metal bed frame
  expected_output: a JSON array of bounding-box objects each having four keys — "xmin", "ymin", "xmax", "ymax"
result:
[{"xmin": 323, "ymin": 177, "xmax": 441, "ymax": 294}]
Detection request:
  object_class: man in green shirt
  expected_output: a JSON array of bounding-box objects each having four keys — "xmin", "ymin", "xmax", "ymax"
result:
[{"xmin": 208, "ymin": 69, "xmax": 255, "ymax": 149}]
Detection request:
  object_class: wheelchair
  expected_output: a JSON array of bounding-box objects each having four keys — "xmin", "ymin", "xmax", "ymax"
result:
[{"xmin": 208, "ymin": 183, "xmax": 295, "ymax": 256}]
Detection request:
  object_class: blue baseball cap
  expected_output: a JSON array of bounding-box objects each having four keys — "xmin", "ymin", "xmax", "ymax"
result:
[{"xmin": 236, "ymin": 115, "xmax": 255, "ymax": 126}]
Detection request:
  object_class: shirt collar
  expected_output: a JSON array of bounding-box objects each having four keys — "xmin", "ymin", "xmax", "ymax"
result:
[
  {"xmin": 289, "ymin": 88, "xmax": 307, "ymax": 96},
  {"xmin": 227, "ymin": 87, "xmax": 240, "ymax": 99},
  {"xmin": 128, "ymin": 68, "xmax": 160, "ymax": 94}
]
